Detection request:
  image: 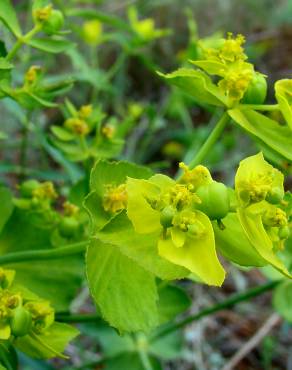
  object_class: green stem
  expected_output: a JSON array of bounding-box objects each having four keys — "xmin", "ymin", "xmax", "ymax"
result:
[
  {"xmin": 0, "ymin": 241, "xmax": 88, "ymax": 265},
  {"xmin": 180, "ymin": 111, "xmax": 229, "ymax": 174},
  {"xmin": 138, "ymin": 350, "xmax": 154, "ymax": 370},
  {"xmin": 150, "ymin": 280, "xmax": 280, "ymax": 342},
  {"xmin": 238, "ymin": 104, "xmax": 279, "ymax": 111},
  {"xmin": 6, "ymin": 24, "xmax": 42, "ymax": 61},
  {"xmin": 19, "ymin": 111, "xmax": 32, "ymax": 181}
]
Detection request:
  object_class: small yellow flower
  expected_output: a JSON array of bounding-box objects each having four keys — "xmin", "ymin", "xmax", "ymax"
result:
[
  {"xmin": 219, "ymin": 33, "xmax": 246, "ymax": 63},
  {"xmin": 263, "ymin": 206, "xmax": 288, "ymax": 228},
  {"xmin": 25, "ymin": 300, "xmax": 54, "ymax": 334},
  {"xmin": 25, "ymin": 66, "xmax": 41, "ymax": 84},
  {"xmin": 101, "ymin": 125, "xmax": 115, "ymax": 139},
  {"xmin": 78, "ymin": 105, "xmax": 92, "ymax": 119},
  {"xmin": 64, "ymin": 118, "xmax": 90, "ymax": 136},
  {"xmin": 103, "ymin": 184, "xmax": 127, "ymax": 213},
  {"xmin": 32, "ymin": 182, "xmax": 58, "ymax": 201},
  {"xmin": 63, "ymin": 201, "xmax": 79, "ymax": 217},
  {"xmin": 34, "ymin": 5, "xmax": 53, "ymax": 22},
  {"xmin": 218, "ymin": 64, "xmax": 253, "ymax": 101}
]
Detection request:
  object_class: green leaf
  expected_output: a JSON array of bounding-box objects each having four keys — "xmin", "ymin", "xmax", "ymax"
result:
[
  {"xmin": 228, "ymin": 109, "xmax": 292, "ymax": 161},
  {"xmin": 275, "ymin": 79, "xmax": 292, "ymax": 130},
  {"xmin": 149, "ymin": 331, "xmax": 183, "ymax": 361},
  {"xmin": 157, "ymin": 284, "xmax": 191, "ymax": 324},
  {"xmin": 0, "ymin": 208, "xmax": 83, "ymax": 311},
  {"xmin": 8, "ymin": 256, "xmax": 84, "ymax": 312},
  {"xmin": 104, "ymin": 353, "xmax": 162, "ymax": 370},
  {"xmin": 0, "ymin": 208, "xmax": 52, "ymax": 254},
  {"xmin": 95, "ymin": 212, "xmax": 188, "ymax": 280},
  {"xmin": 67, "ymin": 8, "xmax": 132, "ymax": 32},
  {"xmin": 51, "ymin": 126, "xmax": 75, "ymax": 141},
  {"xmin": 273, "ymin": 280, "xmax": 292, "ymax": 322},
  {"xmin": 158, "ymin": 68, "xmax": 227, "ymax": 106},
  {"xmin": 214, "ymin": 213, "xmax": 267, "ymax": 267},
  {"xmin": 15, "ymin": 322, "xmax": 79, "ymax": 359},
  {"xmin": 0, "ymin": 58, "xmax": 13, "ymax": 70},
  {"xmin": 0, "ymin": 187, "xmax": 13, "ymax": 234},
  {"xmin": 86, "ymin": 239, "xmax": 159, "ymax": 332},
  {"xmin": 0, "ymin": 0, "xmax": 22, "ymax": 37},
  {"xmin": 28, "ymin": 38, "xmax": 75, "ymax": 54}
]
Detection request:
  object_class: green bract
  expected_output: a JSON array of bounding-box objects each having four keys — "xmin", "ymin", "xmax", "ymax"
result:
[{"xmin": 84, "ymin": 159, "xmax": 153, "ymax": 231}]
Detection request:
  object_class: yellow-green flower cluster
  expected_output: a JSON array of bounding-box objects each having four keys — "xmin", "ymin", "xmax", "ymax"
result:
[
  {"xmin": 193, "ymin": 33, "xmax": 263, "ymax": 105},
  {"xmin": 126, "ymin": 167, "xmax": 227, "ymax": 286},
  {"xmin": 64, "ymin": 104, "xmax": 93, "ymax": 137},
  {"xmin": 235, "ymin": 153, "xmax": 291, "ymax": 273},
  {"xmin": 0, "ymin": 268, "xmax": 55, "ymax": 340}
]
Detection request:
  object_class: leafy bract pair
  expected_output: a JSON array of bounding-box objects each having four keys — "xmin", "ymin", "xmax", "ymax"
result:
[
  {"xmin": 216, "ymin": 153, "xmax": 291, "ymax": 278},
  {"xmin": 0, "ymin": 268, "xmax": 78, "ymax": 360},
  {"xmin": 158, "ymin": 33, "xmax": 292, "ymax": 162},
  {"xmin": 51, "ymin": 100, "xmax": 126, "ymax": 162},
  {"xmin": 85, "ymin": 154, "xmax": 291, "ymax": 333}
]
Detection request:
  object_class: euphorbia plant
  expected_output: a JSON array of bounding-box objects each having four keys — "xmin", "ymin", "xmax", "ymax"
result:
[{"xmin": 0, "ymin": 1, "xmax": 292, "ymax": 369}]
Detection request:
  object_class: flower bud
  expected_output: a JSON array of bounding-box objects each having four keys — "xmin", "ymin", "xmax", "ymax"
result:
[
  {"xmin": 19, "ymin": 180, "xmax": 40, "ymax": 198},
  {"xmin": 278, "ymin": 226, "xmax": 290, "ymax": 240},
  {"xmin": 59, "ymin": 217, "xmax": 79, "ymax": 238},
  {"xmin": 42, "ymin": 10, "xmax": 64, "ymax": 35},
  {"xmin": 160, "ymin": 206, "xmax": 176, "ymax": 228},
  {"xmin": 266, "ymin": 187, "xmax": 284, "ymax": 205},
  {"xmin": 11, "ymin": 306, "xmax": 32, "ymax": 337},
  {"xmin": 242, "ymin": 72, "xmax": 267, "ymax": 104},
  {"xmin": 196, "ymin": 181, "xmax": 230, "ymax": 220}
]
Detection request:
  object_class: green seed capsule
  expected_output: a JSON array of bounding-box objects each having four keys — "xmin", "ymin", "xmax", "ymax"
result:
[
  {"xmin": 196, "ymin": 181, "xmax": 230, "ymax": 220},
  {"xmin": 242, "ymin": 72, "xmax": 267, "ymax": 104},
  {"xmin": 59, "ymin": 217, "xmax": 79, "ymax": 238},
  {"xmin": 11, "ymin": 306, "xmax": 32, "ymax": 337},
  {"xmin": 43, "ymin": 10, "xmax": 64, "ymax": 35},
  {"xmin": 279, "ymin": 226, "xmax": 290, "ymax": 240},
  {"xmin": 160, "ymin": 206, "xmax": 176, "ymax": 229},
  {"xmin": 19, "ymin": 180, "xmax": 40, "ymax": 198},
  {"xmin": 266, "ymin": 187, "xmax": 284, "ymax": 205}
]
